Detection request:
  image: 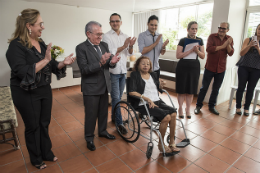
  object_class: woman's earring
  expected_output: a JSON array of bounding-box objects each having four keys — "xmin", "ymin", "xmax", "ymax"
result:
[{"xmin": 29, "ymin": 29, "xmax": 31, "ymax": 35}]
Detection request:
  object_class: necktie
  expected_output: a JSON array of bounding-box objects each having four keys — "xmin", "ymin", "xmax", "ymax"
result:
[{"xmin": 93, "ymin": 45, "xmax": 102, "ymax": 59}]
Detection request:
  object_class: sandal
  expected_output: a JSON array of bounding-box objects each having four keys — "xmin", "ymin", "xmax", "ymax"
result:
[
  {"xmin": 158, "ymin": 144, "xmax": 173, "ymax": 153},
  {"xmin": 34, "ymin": 162, "xmax": 46, "ymax": 169},
  {"xmin": 169, "ymin": 144, "xmax": 180, "ymax": 154}
]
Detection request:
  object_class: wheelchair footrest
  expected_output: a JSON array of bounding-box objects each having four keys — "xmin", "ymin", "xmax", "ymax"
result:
[{"xmin": 176, "ymin": 139, "xmax": 190, "ymax": 148}]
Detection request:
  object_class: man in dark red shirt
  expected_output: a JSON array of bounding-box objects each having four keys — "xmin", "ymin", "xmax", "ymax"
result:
[{"xmin": 194, "ymin": 22, "xmax": 234, "ymax": 115}]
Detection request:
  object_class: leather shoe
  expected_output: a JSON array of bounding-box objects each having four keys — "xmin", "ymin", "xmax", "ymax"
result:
[
  {"xmin": 87, "ymin": 141, "xmax": 96, "ymax": 151},
  {"xmin": 99, "ymin": 133, "xmax": 116, "ymax": 140},
  {"xmin": 194, "ymin": 106, "xmax": 201, "ymax": 114},
  {"xmin": 209, "ymin": 107, "xmax": 219, "ymax": 115},
  {"xmin": 118, "ymin": 124, "xmax": 128, "ymax": 134}
]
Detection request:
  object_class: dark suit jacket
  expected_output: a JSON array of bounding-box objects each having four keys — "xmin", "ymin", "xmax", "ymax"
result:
[
  {"xmin": 76, "ymin": 39, "xmax": 115, "ymax": 95},
  {"xmin": 128, "ymin": 71, "xmax": 163, "ymax": 108}
]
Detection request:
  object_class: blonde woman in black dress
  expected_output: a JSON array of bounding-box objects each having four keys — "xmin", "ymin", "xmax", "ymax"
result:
[{"xmin": 176, "ymin": 21, "xmax": 205, "ymax": 118}]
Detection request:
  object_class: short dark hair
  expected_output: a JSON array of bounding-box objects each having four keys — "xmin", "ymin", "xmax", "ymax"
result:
[
  {"xmin": 110, "ymin": 13, "xmax": 121, "ymax": 21},
  {"xmin": 148, "ymin": 15, "xmax": 159, "ymax": 24},
  {"xmin": 133, "ymin": 56, "xmax": 153, "ymax": 73}
]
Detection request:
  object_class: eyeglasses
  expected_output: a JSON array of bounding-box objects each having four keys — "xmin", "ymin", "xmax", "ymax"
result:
[
  {"xmin": 110, "ymin": 20, "xmax": 121, "ymax": 23},
  {"xmin": 218, "ymin": 27, "xmax": 227, "ymax": 30},
  {"xmin": 89, "ymin": 31, "xmax": 104, "ymax": 37},
  {"xmin": 34, "ymin": 22, "xmax": 44, "ymax": 28}
]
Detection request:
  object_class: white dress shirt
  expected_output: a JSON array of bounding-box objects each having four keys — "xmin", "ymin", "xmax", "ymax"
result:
[{"xmin": 103, "ymin": 29, "xmax": 133, "ymax": 74}]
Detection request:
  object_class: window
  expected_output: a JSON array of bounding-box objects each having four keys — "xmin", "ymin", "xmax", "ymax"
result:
[
  {"xmin": 247, "ymin": 12, "xmax": 260, "ymax": 38},
  {"xmin": 249, "ymin": 0, "xmax": 260, "ymax": 6},
  {"xmin": 160, "ymin": 3, "xmax": 213, "ymax": 50}
]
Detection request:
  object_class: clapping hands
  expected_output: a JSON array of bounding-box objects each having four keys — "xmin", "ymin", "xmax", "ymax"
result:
[{"xmin": 63, "ymin": 53, "xmax": 76, "ymax": 65}]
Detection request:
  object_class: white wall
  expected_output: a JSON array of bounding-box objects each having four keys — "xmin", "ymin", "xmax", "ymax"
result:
[{"xmin": 0, "ymin": 0, "xmax": 133, "ymax": 86}]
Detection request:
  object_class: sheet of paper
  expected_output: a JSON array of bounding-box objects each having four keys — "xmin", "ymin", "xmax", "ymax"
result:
[{"xmin": 183, "ymin": 42, "xmax": 199, "ymax": 60}]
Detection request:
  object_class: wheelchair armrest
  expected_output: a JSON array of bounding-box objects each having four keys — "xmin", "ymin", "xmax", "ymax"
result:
[{"xmin": 128, "ymin": 94, "xmax": 141, "ymax": 100}]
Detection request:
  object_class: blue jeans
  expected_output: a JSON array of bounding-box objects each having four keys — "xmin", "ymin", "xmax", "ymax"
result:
[
  {"xmin": 236, "ymin": 66, "xmax": 260, "ymax": 110},
  {"xmin": 196, "ymin": 69, "xmax": 225, "ymax": 108},
  {"xmin": 110, "ymin": 73, "xmax": 126, "ymax": 125}
]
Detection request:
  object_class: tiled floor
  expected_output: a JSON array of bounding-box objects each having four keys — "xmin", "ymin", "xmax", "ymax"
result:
[{"xmin": 1, "ymin": 85, "xmax": 260, "ymax": 173}]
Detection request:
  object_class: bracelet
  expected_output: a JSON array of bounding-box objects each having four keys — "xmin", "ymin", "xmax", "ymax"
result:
[
  {"xmin": 141, "ymin": 94, "xmax": 143, "ymax": 98},
  {"xmin": 129, "ymin": 46, "xmax": 133, "ymax": 48}
]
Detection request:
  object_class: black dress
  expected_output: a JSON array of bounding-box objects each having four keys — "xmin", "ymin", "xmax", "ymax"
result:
[
  {"xmin": 6, "ymin": 37, "xmax": 66, "ymax": 165},
  {"xmin": 175, "ymin": 37, "xmax": 204, "ymax": 94}
]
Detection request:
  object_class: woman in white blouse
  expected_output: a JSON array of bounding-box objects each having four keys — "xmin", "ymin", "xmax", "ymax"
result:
[{"xmin": 128, "ymin": 56, "xmax": 180, "ymax": 155}]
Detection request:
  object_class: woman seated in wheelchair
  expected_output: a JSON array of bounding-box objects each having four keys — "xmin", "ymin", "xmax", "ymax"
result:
[{"xmin": 129, "ymin": 56, "xmax": 180, "ymax": 154}]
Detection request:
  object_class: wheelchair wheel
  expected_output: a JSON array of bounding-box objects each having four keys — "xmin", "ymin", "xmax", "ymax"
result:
[
  {"xmin": 113, "ymin": 101, "xmax": 140, "ymax": 143},
  {"xmin": 146, "ymin": 142, "xmax": 153, "ymax": 159}
]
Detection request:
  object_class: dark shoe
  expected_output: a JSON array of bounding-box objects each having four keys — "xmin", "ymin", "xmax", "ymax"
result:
[
  {"xmin": 118, "ymin": 124, "xmax": 128, "ymax": 134},
  {"xmin": 186, "ymin": 115, "xmax": 191, "ymax": 119},
  {"xmin": 253, "ymin": 109, "xmax": 260, "ymax": 115},
  {"xmin": 87, "ymin": 141, "xmax": 96, "ymax": 151},
  {"xmin": 99, "ymin": 133, "xmax": 116, "ymax": 140},
  {"xmin": 194, "ymin": 106, "xmax": 201, "ymax": 114},
  {"xmin": 236, "ymin": 109, "xmax": 242, "ymax": 115},
  {"xmin": 244, "ymin": 110, "xmax": 249, "ymax": 116},
  {"xmin": 34, "ymin": 162, "xmax": 46, "ymax": 169},
  {"xmin": 179, "ymin": 115, "xmax": 184, "ymax": 118},
  {"xmin": 209, "ymin": 107, "xmax": 219, "ymax": 115}
]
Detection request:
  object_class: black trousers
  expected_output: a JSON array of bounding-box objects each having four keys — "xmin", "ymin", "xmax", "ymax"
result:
[
  {"xmin": 11, "ymin": 84, "xmax": 54, "ymax": 165},
  {"xmin": 83, "ymin": 91, "xmax": 108, "ymax": 142},
  {"xmin": 196, "ymin": 69, "xmax": 225, "ymax": 108},
  {"xmin": 236, "ymin": 66, "xmax": 260, "ymax": 110},
  {"xmin": 154, "ymin": 68, "xmax": 160, "ymax": 80}
]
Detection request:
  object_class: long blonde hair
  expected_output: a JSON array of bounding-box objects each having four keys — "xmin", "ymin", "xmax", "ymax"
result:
[{"xmin": 8, "ymin": 9, "xmax": 41, "ymax": 48}]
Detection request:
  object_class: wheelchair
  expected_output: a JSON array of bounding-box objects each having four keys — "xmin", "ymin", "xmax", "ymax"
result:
[{"xmin": 112, "ymin": 79, "xmax": 190, "ymax": 159}]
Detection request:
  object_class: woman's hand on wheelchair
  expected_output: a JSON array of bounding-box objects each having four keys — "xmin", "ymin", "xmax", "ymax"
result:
[{"xmin": 147, "ymin": 99, "xmax": 158, "ymax": 109}]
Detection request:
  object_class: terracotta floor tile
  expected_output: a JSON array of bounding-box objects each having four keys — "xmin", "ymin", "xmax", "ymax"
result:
[
  {"xmin": 191, "ymin": 136, "xmax": 217, "ymax": 152},
  {"xmin": 133, "ymin": 135, "xmax": 150, "ymax": 148},
  {"xmin": 225, "ymin": 166, "xmax": 245, "ymax": 173},
  {"xmin": 201, "ymin": 129, "xmax": 227, "ymax": 143},
  {"xmin": 67, "ymin": 128, "xmax": 84, "ymax": 142},
  {"xmin": 220, "ymin": 120, "xmax": 245, "ymax": 130},
  {"xmin": 0, "ymin": 149, "xmax": 23, "ymax": 165},
  {"xmin": 138, "ymin": 140, "xmax": 163, "ymax": 160},
  {"xmin": 59, "ymin": 154, "xmax": 93, "ymax": 173},
  {"xmin": 49, "ymin": 125, "xmax": 66, "ymax": 138},
  {"xmin": 244, "ymin": 147, "xmax": 260, "ymax": 162},
  {"xmin": 233, "ymin": 156, "xmax": 260, "ymax": 173},
  {"xmin": 75, "ymin": 138, "xmax": 104, "ymax": 153},
  {"xmin": 70, "ymin": 109, "xmax": 85, "ymax": 120},
  {"xmin": 209, "ymin": 145, "xmax": 241, "ymax": 165},
  {"xmin": 61, "ymin": 121, "xmax": 83, "ymax": 132},
  {"xmin": 230, "ymin": 131, "xmax": 258, "ymax": 146},
  {"xmin": 246, "ymin": 120, "xmax": 260, "ymax": 130},
  {"xmin": 49, "ymin": 117, "xmax": 59, "ymax": 128},
  {"xmin": 0, "ymin": 160, "xmax": 27, "ymax": 173},
  {"xmin": 51, "ymin": 104, "xmax": 65, "ymax": 112},
  {"xmin": 157, "ymin": 154, "xmax": 191, "ymax": 172},
  {"xmin": 120, "ymin": 149, "xmax": 152, "ymax": 171},
  {"xmin": 194, "ymin": 118, "xmax": 216, "ymax": 129},
  {"xmin": 37, "ymin": 164, "xmax": 62, "ymax": 173},
  {"xmin": 220, "ymin": 138, "xmax": 251, "ymax": 154},
  {"xmin": 20, "ymin": 145, "xmax": 29, "ymax": 158},
  {"xmin": 55, "ymin": 96, "xmax": 74, "ymax": 105},
  {"xmin": 53, "ymin": 143, "xmax": 82, "ymax": 162},
  {"xmin": 204, "ymin": 114, "xmax": 227, "ymax": 124},
  {"xmin": 106, "ymin": 139, "xmax": 136, "ymax": 156},
  {"xmin": 178, "ymin": 145, "xmax": 206, "ymax": 162},
  {"xmin": 96, "ymin": 158, "xmax": 133, "ymax": 173},
  {"xmin": 195, "ymin": 154, "xmax": 230, "ymax": 173},
  {"xmin": 176, "ymin": 128, "xmax": 198, "ymax": 140},
  {"xmin": 50, "ymin": 133, "xmax": 73, "ymax": 149},
  {"xmin": 185, "ymin": 123, "xmax": 209, "ymax": 135},
  {"xmin": 239, "ymin": 125, "xmax": 260, "ymax": 138},
  {"xmin": 55, "ymin": 115, "xmax": 77, "ymax": 125},
  {"xmin": 135, "ymin": 161, "xmax": 171, "ymax": 173},
  {"xmin": 253, "ymin": 140, "xmax": 260, "ymax": 149},
  {"xmin": 85, "ymin": 168, "xmax": 99, "ymax": 173},
  {"xmin": 211, "ymin": 124, "xmax": 237, "ymax": 136},
  {"xmin": 52, "ymin": 110, "xmax": 72, "ymax": 119},
  {"xmin": 180, "ymin": 164, "xmax": 208, "ymax": 173},
  {"xmin": 84, "ymin": 146, "xmax": 116, "ymax": 166},
  {"xmin": 0, "ymin": 142, "xmax": 16, "ymax": 152}
]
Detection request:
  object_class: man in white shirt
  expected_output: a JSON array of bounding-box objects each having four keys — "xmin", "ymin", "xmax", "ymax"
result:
[{"xmin": 103, "ymin": 13, "xmax": 136, "ymax": 134}]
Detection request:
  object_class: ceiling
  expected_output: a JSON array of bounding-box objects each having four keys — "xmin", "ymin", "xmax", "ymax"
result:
[{"xmin": 20, "ymin": 0, "xmax": 211, "ymax": 12}]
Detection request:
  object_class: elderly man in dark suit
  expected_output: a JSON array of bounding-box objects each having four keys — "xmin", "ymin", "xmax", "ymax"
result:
[{"xmin": 76, "ymin": 21, "xmax": 120, "ymax": 151}]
